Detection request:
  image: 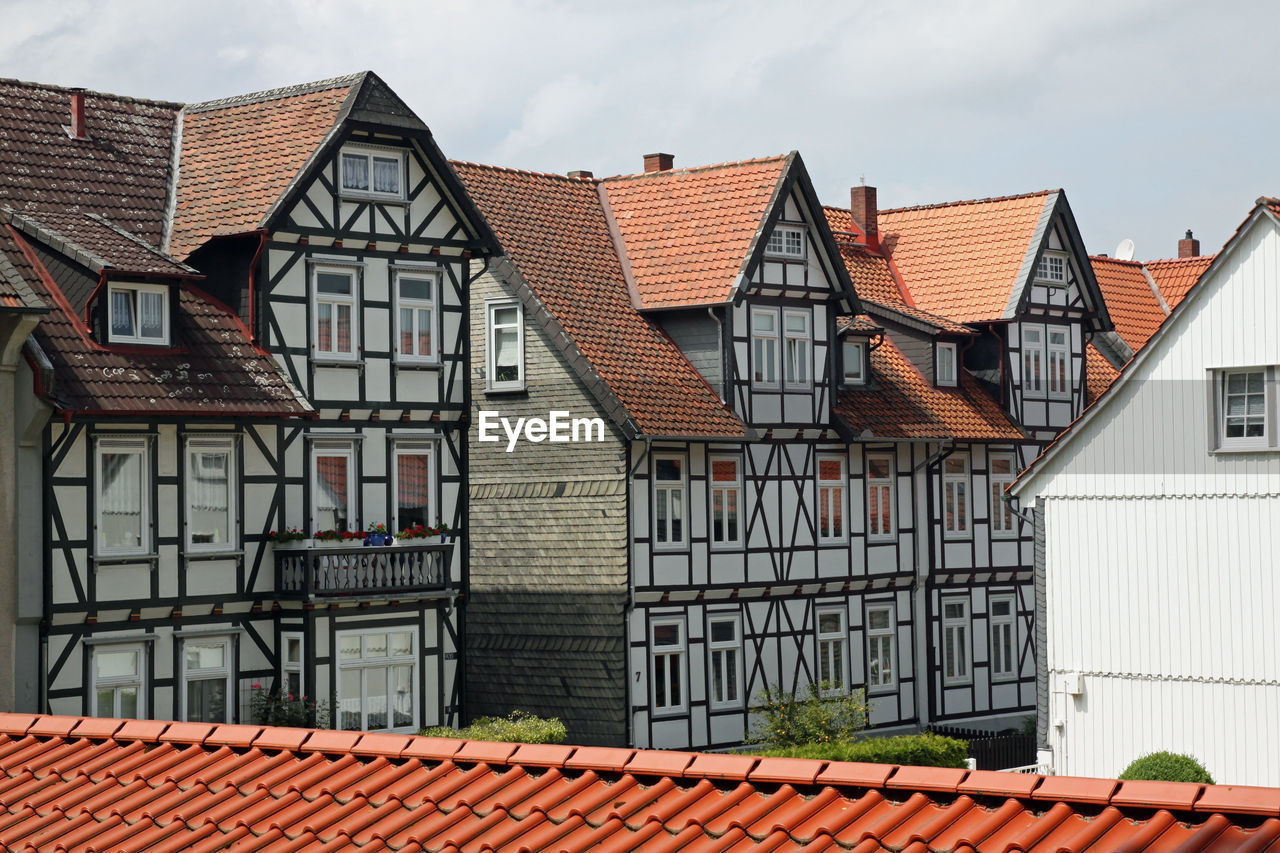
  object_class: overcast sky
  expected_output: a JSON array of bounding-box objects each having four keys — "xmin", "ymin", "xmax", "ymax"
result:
[{"xmin": 1, "ymin": 0, "xmax": 1275, "ymax": 261}]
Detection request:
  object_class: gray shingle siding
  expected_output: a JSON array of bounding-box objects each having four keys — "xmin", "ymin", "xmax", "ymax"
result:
[{"xmin": 655, "ymin": 309, "xmax": 723, "ymax": 394}]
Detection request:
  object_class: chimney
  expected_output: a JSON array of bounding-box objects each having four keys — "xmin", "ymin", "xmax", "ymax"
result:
[
  {"xmin": 643, "ymin": 152, "xmax": 674, "ymax": 173},
  {"xmin": 1178, "ymin": 229, "xmax": 1200, "ymax": 258},
  {"xmin": 567, "ymin": 170, "xmax": 593, "ymax": 179},
  {"xmin": 851, "ymin": 183, "xmax": 878, "ymax": 248},
  {"xmin": 69, "ymin": 89, "xmax": 87, "ymax": 140}
]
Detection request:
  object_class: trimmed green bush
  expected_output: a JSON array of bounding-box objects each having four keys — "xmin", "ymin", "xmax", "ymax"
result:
[
  {"xmin": 746, "ymin": 682, "xmax": 868, "ymax": 747},
  {"xmin": 751, "ymin": 732, "xmax": 970, "ymax": 769},
  {"xmin": 422, "ymin": 710, "xmax": 567, "ymax": 744},
  {"xmin": 1118, "ymin": 751, "xmax": 1214, "ymax": 784}
]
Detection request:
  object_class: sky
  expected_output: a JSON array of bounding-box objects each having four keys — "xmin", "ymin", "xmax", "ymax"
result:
[{"xmin": 1, "ymin": 0, "xmax": 1276, "ymax": 261}]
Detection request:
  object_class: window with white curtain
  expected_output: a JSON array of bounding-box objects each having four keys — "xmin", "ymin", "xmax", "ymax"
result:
[
  {"xmin": 817, "ymin": 455, "xmax": 846, "ymax": 542},
  {"xmin": 1021, "ymin": 325, "xmax": 1045, "ymax": 397},
  {"xmin": 96, "ymin": 437, "xmax": 150, "ymax": 556},
  {"xmin": 91, "ymin": 643, "xmax": 145, "ymax": 718},
  {"xmin": 751, "ymin": 309, "xmax": 778, "ymax": 387},
  {"xmin": 311, "ymin": 443, "xmax": 355, "ymax": 532},
  {"xmin": 486, "ymin": 300, "xmax": 524, "ymax": 391},
  {"xmin": 186, "ymin": 437, "xmax": 236, "ymax": 551},
  {"xmin": 395, "ymin": 270, "xmax": 439, "ymax": 363},
  {"xmin": 183, "ymin": 637, "xmax": 232, "ymax": 723},
  {"xmin": 340, "ymin": 145, "xmax": 406, "ymax": 200},
  {"xmin": 816, "ymin": 607, "xmax": 847, "ymax": 692},
  {"xmin": 943, "ymin": 455, "xmax": 970, "ymax": 538},
  {"xmin": 707, "ymin": 614, "xmax": 742, "ymax": 709},
  {"xmin": 989, "ymin": 595, "xmax": 1017, "ymax": 681},
  {"xmin": 942, "ymin": 598, "xmax": 971, "ymax": 685},
  {"xmin": 312, "ymin": 266, "xmax": 358, "ymax": 360},
  {"xmin": 783, "ymin": 309, "xmax": 811, "ymax": 388},
  {"xmin": 1047, "ymin": 326, "xmax": 1071, "ymax": 398},
  {"xmin": 989, "ymin": 453, "xmax": 1017, "ymax": 537},
  {"xmin": 107, "ymin": 283, "xmax": 168, "ymax": 345},
  {"xmin": 393, "ymin": 442, "xmax": 434, "ymax": 532},
  {"xmin": 337, "ymin": 628, "xmax": 417, "ymax": 732},
  {"xmin": 709, "ymin": 455, "xmax": 742, "ymax": 548}
]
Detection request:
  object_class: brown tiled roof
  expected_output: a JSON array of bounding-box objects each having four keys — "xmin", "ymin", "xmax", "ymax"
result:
[
  {"xmin": 5, "ymin": 208, "xmax": 194, "ymax": 277},
  {"xmin": 3, "ymin": 714, "xmax": 1279, "ymax": 852},
  {"xmin": 1089, "ymin": 255, "xmax": 1167, "ymax": 349},
  {"xmin": 600, "ymin": 156, "xmax": 789, "ymax": 309},
  {"xmin": 1147, "ymin": 255, "xmax": 1214, "ymax": 309},
  {"xmin": 836, "ymin": 337, "xmax": 1023, "ymax": 440},
  {"xmin": 877, "ymin": 191, "xmax": 1053, "ymax": 323},
  {"xmin": 170, "ymin": 76, "xmax": 357, "ymax": 258},
  {"xmin": 0, "ymin": 79, "xmax": 178, "ymax": 248},
  {"xmin": 453, "ymin": 162, "xmax": 744, "ymax": 437}
]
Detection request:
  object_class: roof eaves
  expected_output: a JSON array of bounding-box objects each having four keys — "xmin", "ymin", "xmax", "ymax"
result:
[
  {"xmin": 732, "ymin": 151, "xmax": 797, "ymax": 305},
  {"xmin": 0, "ymin": 208, "xmax": 109, "ymax": 274},
  {"xmin": 787, "ymin": 152, "xmax": 862, "ymax": 315},
  {"xmin": 864, "ymin": 299, "xmax": 973, "ymax": 336},
  {"xmin": 1003, "ymin": 190, "xmax": 1058, "ymax": 319},
  {"xmin": 0, "ymin": 242, "xmax": 48, "ymax": 314}
]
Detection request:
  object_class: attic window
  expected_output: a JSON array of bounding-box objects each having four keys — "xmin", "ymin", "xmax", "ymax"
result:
[
  {"xmin": 766, "ymin": 226, "xmax": 805, "ymax": 259},
  {"xmin": 1035, "ymin": 251, "xmax": 1067, "ymax": 285},
  {"xmin": 340, "ymin": 144, "xmax": 406, "ymax": 200},
  {"xmin": 108, "ymin": 283, "xmax": 169, "ymax": 346},
  {"xmin": 936, "ymin": 342, "xmax": 958, "ymax": 387},
  {"xmin": 842, "ymin": 339, "xmax": 867, "ymax": 385}
]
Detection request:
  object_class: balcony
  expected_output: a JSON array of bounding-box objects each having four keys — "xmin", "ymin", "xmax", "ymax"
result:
[{"xmin": 274, "ymin": 540, "xmax": 453, "ymax": 599}]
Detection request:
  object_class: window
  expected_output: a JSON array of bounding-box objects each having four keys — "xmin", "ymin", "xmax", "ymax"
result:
[
  {"xmin": 1021, "ymin": 325, "xmax": 1044, "ymax": 397},
  {"xmin": 91, "ymin": 643, "xmax": 144, "ymax": 718},
  {"xmin": 816, "ymin": 607, "xmax": 847, "ymax": 691},
  {"xmin": 486, "ymin": 300, "xmax": 524, "ymax": 391},
  {"xmin": 96, "ymin": 437, "xmax": 150, "ymax": 557},
  {"xmin": 393, "ymin": 443, "xmax": 434, "ymax": 532},
  {"xmin": 183, "ymin": 637, "xmax": 232, "ymax": 723},
  {"xmin": 185, "ymin": 438, "xmax": 236, "ymax": 552},
  {"xmin": 843, "ymin": 339, "xmax": 867, "ymax": 385},
  {"xmin": 817, "ymin": 455, "xmax": 846, "ymax": 542},
  {"xmin": 936, "ymin": 342, "xmax": 957, "ymax": 387},
  {"xmin": 989, "ymin": 595, "xmax": 1017, "ymax": 681},
  {"xmin": 866, "ymin": 454, "xmax": 894, "ymax": 541},
  {"xmin": 1217, "ymin": 369, "xmax": 1270, "ymax": 450},
  {"xmin": 784, "ymin": 309, "xmax": 811, "ymax": 387},
  {"xmin": 866, "ymin": 604, "xmax": 895, "ymax": 691},
  {"xmin": 1047, "ymin": 327, "xmax": 1070, "ymax": 398},
  {"xmin": 709, "ymin": 455, "xmax": 742, "ymax": 548},
  {"xmin": 942, "ymin": 598, "xmax": 971, "ymax": 685},
  {"xmin": 650, "ymin": 617, "xmax": 686, "ymax": 714},
  {"xmin": 312, "ymin": 266, "xmax": 358, "ymax": 361},
  {"xmin": 394, "ymin": 270, "xmax": 440, "ymax": 363},
  {"xmin": 107, "ymin": 282, "xmax": 169, "ymax": 346},
  {"xmin": 942, "ymin": 455, "xmax": 970, "ymax": 538},
  {"xmin": 1036, "ymin": 251, "xmax": 1067, "ymax": 285},
  {"xmin": 281, "ymin": 633, "xmax": 303, "ymax": 698},
  {"xmin": 340, "ymin": 145, "xmax": 405, "ymax": 200},
  {"xmin": 653, "ymin": 455, "xmax": 686, "ymax": 549},
  {"xmin": 707, "ymin": 614, "xmax": 742, "ymax": 709},
  {"xmin": 766, "ymin": 225, "xmax": 806, "ymax": 258},
  {"xmin": 989, "ymin": 454, "xmax": 1017, "ymax": 537},
  {"xmin": 751, "ymin": 309, "xmax": 779, "ymax": 387},
  {"xmin": 311, "ymin": 443, "xmax": 355, "ymax": 532},
  {"xmin": 337, "ymin": 628, "xmax": 417, "ymax": 731}
]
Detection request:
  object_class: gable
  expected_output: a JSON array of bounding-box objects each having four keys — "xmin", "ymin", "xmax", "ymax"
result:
[
  {"xmin": 1013, "ymin": 198, "xmax": 1111, "ymax": 331},
  {"xmin": 743, "ymin": 184, "xmax": 856, "ymax": 312}
]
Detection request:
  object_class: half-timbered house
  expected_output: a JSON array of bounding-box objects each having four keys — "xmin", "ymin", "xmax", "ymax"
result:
[{"xmin": 0, "ymin": 74, "xmax": 496, "ymax": 731}]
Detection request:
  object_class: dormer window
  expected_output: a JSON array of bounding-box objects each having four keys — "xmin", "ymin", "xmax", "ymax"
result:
[
  {"xmin": 936, "ymin": 341, "xmax": 958, "ymax": 387},
  {"xmin": 1035, "ymin": 251, "xmax": 1067, "ymax": 285},
  {"xmin": 108, "ymin": 283, "xmax": 169, "ymax": 346},
  {"xmin": 766, "ymin": 225, "xmax": 805, "ymax": 259},
  {"xmin": 340, "ymin": 144, "xmax": 406, "ymax": 201},
  {"xmin": 843, "ymin": 339, "xmax": 867, "ymax": 385}
]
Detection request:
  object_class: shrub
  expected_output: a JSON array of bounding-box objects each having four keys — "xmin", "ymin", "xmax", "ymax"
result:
[
  {"xmin": 1119, "ymin": 751, "xmax": 1214, "ymax": 784},
  {"xmin": 248, "ymin": 684, "xmax": 330, "ymax": 728},
  {"xmin": 746, "ymin": 682, "xmax": 868, "ymax": 747},
  {"xmin": 751, "ymin": 732, "xmax": 969, "ymax": 768},
  {"xmin": 422, "ymin": 710, "xmax": 566, "ymax": 744}
]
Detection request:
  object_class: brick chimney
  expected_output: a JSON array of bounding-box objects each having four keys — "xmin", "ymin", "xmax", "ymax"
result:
[
  {"xmin": 567, "ymin": 170, "xmax": 593, "ymax": 179},
  {"xmin": 1178, "ymin": 229, "xmax": 1200, "ymax": 258},
  {"xmin": 851, "ymin": 184, "xmax": 878, "ymax": 248},
  {"xmin": 643, "ymin": 153, "xmax": 674, "ymax": 173},
  {"xmin": 69, "ymin": 89, "xmax": 87, "ymax": 140}
]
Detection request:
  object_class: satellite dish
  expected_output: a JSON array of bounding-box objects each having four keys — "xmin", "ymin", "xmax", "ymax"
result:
[{"xmin": 1114, "ymin": 238, "xmax": 1135, "ymax": 261}]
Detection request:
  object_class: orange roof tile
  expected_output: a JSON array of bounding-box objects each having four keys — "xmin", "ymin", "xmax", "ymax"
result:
[
  {"xmin": 1089, "ymin": 255, "xmax": 1167, "ymax": 349},
  {"xmin": 1084, "ymin": 342, "xmax": 1121, "ymax": 407},
  {"xmin": 877, "ymin": 191, "xmax": 1053, "ymax": 323},
  {"xmin": 0, "ymin": 714, "xmax": 1277, "ymax": 852},
  {"xmin": 453, "ymin": 162, "xmax": 745, "ymax": 438},
  {"xmin": 1147, "ymin": 255, "xmax": 1214, "ymax": 309},
  {"xmin": 600, "ymin": 156, "xmax": 789, "ymax": 309}
]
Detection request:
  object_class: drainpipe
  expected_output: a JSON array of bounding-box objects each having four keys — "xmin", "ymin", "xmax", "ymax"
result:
[
  {"xmin": 706, "ymin": 307, "xmax": 725, "ymax": 403},
  {"xmin": 911, "ymin": 439, "xmax": 954, "ymax": 731}
]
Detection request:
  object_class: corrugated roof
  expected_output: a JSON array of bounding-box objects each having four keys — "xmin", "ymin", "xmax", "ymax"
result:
[
  {"xmin": 1089, "ymin": 255, "xmax": 1167, "ymax": 350},
  {"xmin": 1, "ymin": 714, "xmax": 1278, "ymax": 852}
]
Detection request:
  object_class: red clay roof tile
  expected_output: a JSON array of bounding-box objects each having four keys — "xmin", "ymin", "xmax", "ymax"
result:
[
  {"xmin": 1147, "ymin": 255, "xmax": 1214, "ymax": 308},
  {"xmin": 1195, "ymin": 784, "xmax": 1280, "ymax": 817},
  {"xmin": 1090, "ymin": 255, "xmax": 1168, "ymax": 349}
]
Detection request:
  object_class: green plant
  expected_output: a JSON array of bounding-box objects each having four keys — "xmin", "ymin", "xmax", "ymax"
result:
[
  {"xmin": 422, "ymin": 710, "xmax": 566, "ymax": 744},
  {"xmin": 749, "ymin": 732, "xmax": 970, "ymax": 768},
  {"xmin": 746, "ymin": 682, "xmax": 868, "ymax": 747},
  {"xmin": 314, "ymin": 529, "xmax": 362, "ymax": 542},
  {"xmin": 366, "ymin": 522, "xmax": 390, "ymax": 535},
  {"xmin": 1018, "ymin": 714, "xmax": 1037, "ymax": 737},
  {"xmin": 268, "ymin": 527, "xmax": 306, "ymax": 543},
  {"xmin": 249, "ymin": 684, "xmax": 330, "ymax": 728},
  {"xmin": 396, "ymin": 522, "xmax": 450, "ymax": 540},
  {"xmin": 1119, "ymin": 751, "xmax": 1214, "ymax": 784}
]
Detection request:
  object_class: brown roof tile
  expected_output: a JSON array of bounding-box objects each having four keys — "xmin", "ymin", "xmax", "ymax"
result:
[{"xmin": 7, "ymin": 209, "xmax": 194, "ymax": 277}]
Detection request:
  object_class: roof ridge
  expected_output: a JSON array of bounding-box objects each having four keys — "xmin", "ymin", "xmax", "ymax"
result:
[
  {"xmin": 0, "ymin": 77, "xmax": 182, "ymax": 108},
  {"xmin": 1146, "ymin": 254, "xmax": 1217, "ymax": 265},
  {"xmin": 879, "ymin": 189, "xmax": 1056, "ymax": 215},
  {"xmin": 449, "ymin": 160, "xmax": 600, "ymax": 185},
  {"xmin": 1090, "ymin": 254, "xmax": 1145, "ymax": 267},
  {"xmin": 184, "ymin": 72, "xmax": 366, "ymax": 113},
  {"xmin": 601, "ymin": 153, "xmax": 790, "ymax": 182}
]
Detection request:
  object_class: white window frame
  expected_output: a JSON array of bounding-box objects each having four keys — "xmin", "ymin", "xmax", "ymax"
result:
[
  {"xmin": 989, "ymin": 595, "xmax": 1017, "ymax": 682},
  {"xmin": 181, "ymin": 635, "xmax": 234, "ymax": 724},
  {"xmin": 336, "ymin": 626, "xmax": 419, "ymax": 732},
  {"xmin": 751, "ymin": 308, "xmax": 779, "ymax": 388},
  {"xmin": 650, "ymin": 616, "xmax": 687, "ymax": 715},
  {"xmin": 936, "ymin": 341, "xmax": 958, "ymax": 387},
  {"xmin": 1021, "ymin": 324, "xmax": 1045, "ymax": 398},
  {"xmin": 843, "ymin": 339, "xmax": 867, "ymax": 385},
  {"xmin": 783, "ymin": 309, "xmax": 811, "ymax": 388},
  {"xmin": 485, "ymin": 298, "xmax": 525, "ymax": 392},
  {"xmin": 652, "ymin": 454, "xmax": 687, "ymax": 550},
  {"xmin": 90, "ymin": 642, "xmax": 146, "ymax": 718},
  {"xmin": 184, "ymin": 436, "xmax": 237, "ymax": 553},
  {"xmin": 865, "ymin": 602, "xmax": 896, "ymax": 692},
  {"xmin": 1047, "ymin": 325, "xmax": 1071, "ymax": 399},
  {"xmin": 281, "ymin": 632, "xmax": 304, "ymax": 699},
  {"xmin": 942, "ymin": 454, "xmax": 970, "ymax": 539},
  {"xmin": 339, "ymin": 143, "xmax": 407, "ymax": 201},
  {"xmin": 866, "ymin": 453, "xmax": 895, "ymax": 542},
  {"xmin": 815, "ymin": 606, "xmax": 848, "ymax": 692},
  {"xmin": 95, "ymin": 436, "xmax": 151, "ymax": 558},
  {"xmin": 1213, "ymin": 368, "xmax": 1272, "ymax": 452},
  {"xmin": 1035, "ymin": 250, "xmax": 1068, "ymax": 286},
  {"xmin": 311, "ymin": 264, "xmax": 359, "ymax": 362},
  {"xmin": 106, "ymin": 282, "xmax": 170, "ymax": 346},
  {"xmin": 988, "ymin": 453, "xmax": 1017, "ymax": 539},
  {"xmin": 708, "ymin": 454, "xmax": 743, "ymax": 549},
  {"xmin": 393, "ymin": 268, "xmax": 441, "ymax": 364},
  {"xmin": 942, "ymin": 598, "xmax": 971, "ymax": 686},
  {"xmin": 816, "ymin": 454, "xmax": 847, "ymax": 543},
  {"xmin": 310, "ymin": 442, "xmax": 357, "ymax": 532},
  {"xmin": 765, "ymin": 225, "xmax": 806, "ymax": 259},
  {"xmin": 392, "ymin": 441, "xmax": 436, "ymax": 533},
  {"xmin": 707, "ymin": 613, "xmax": 743, "ymax": 710}
]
